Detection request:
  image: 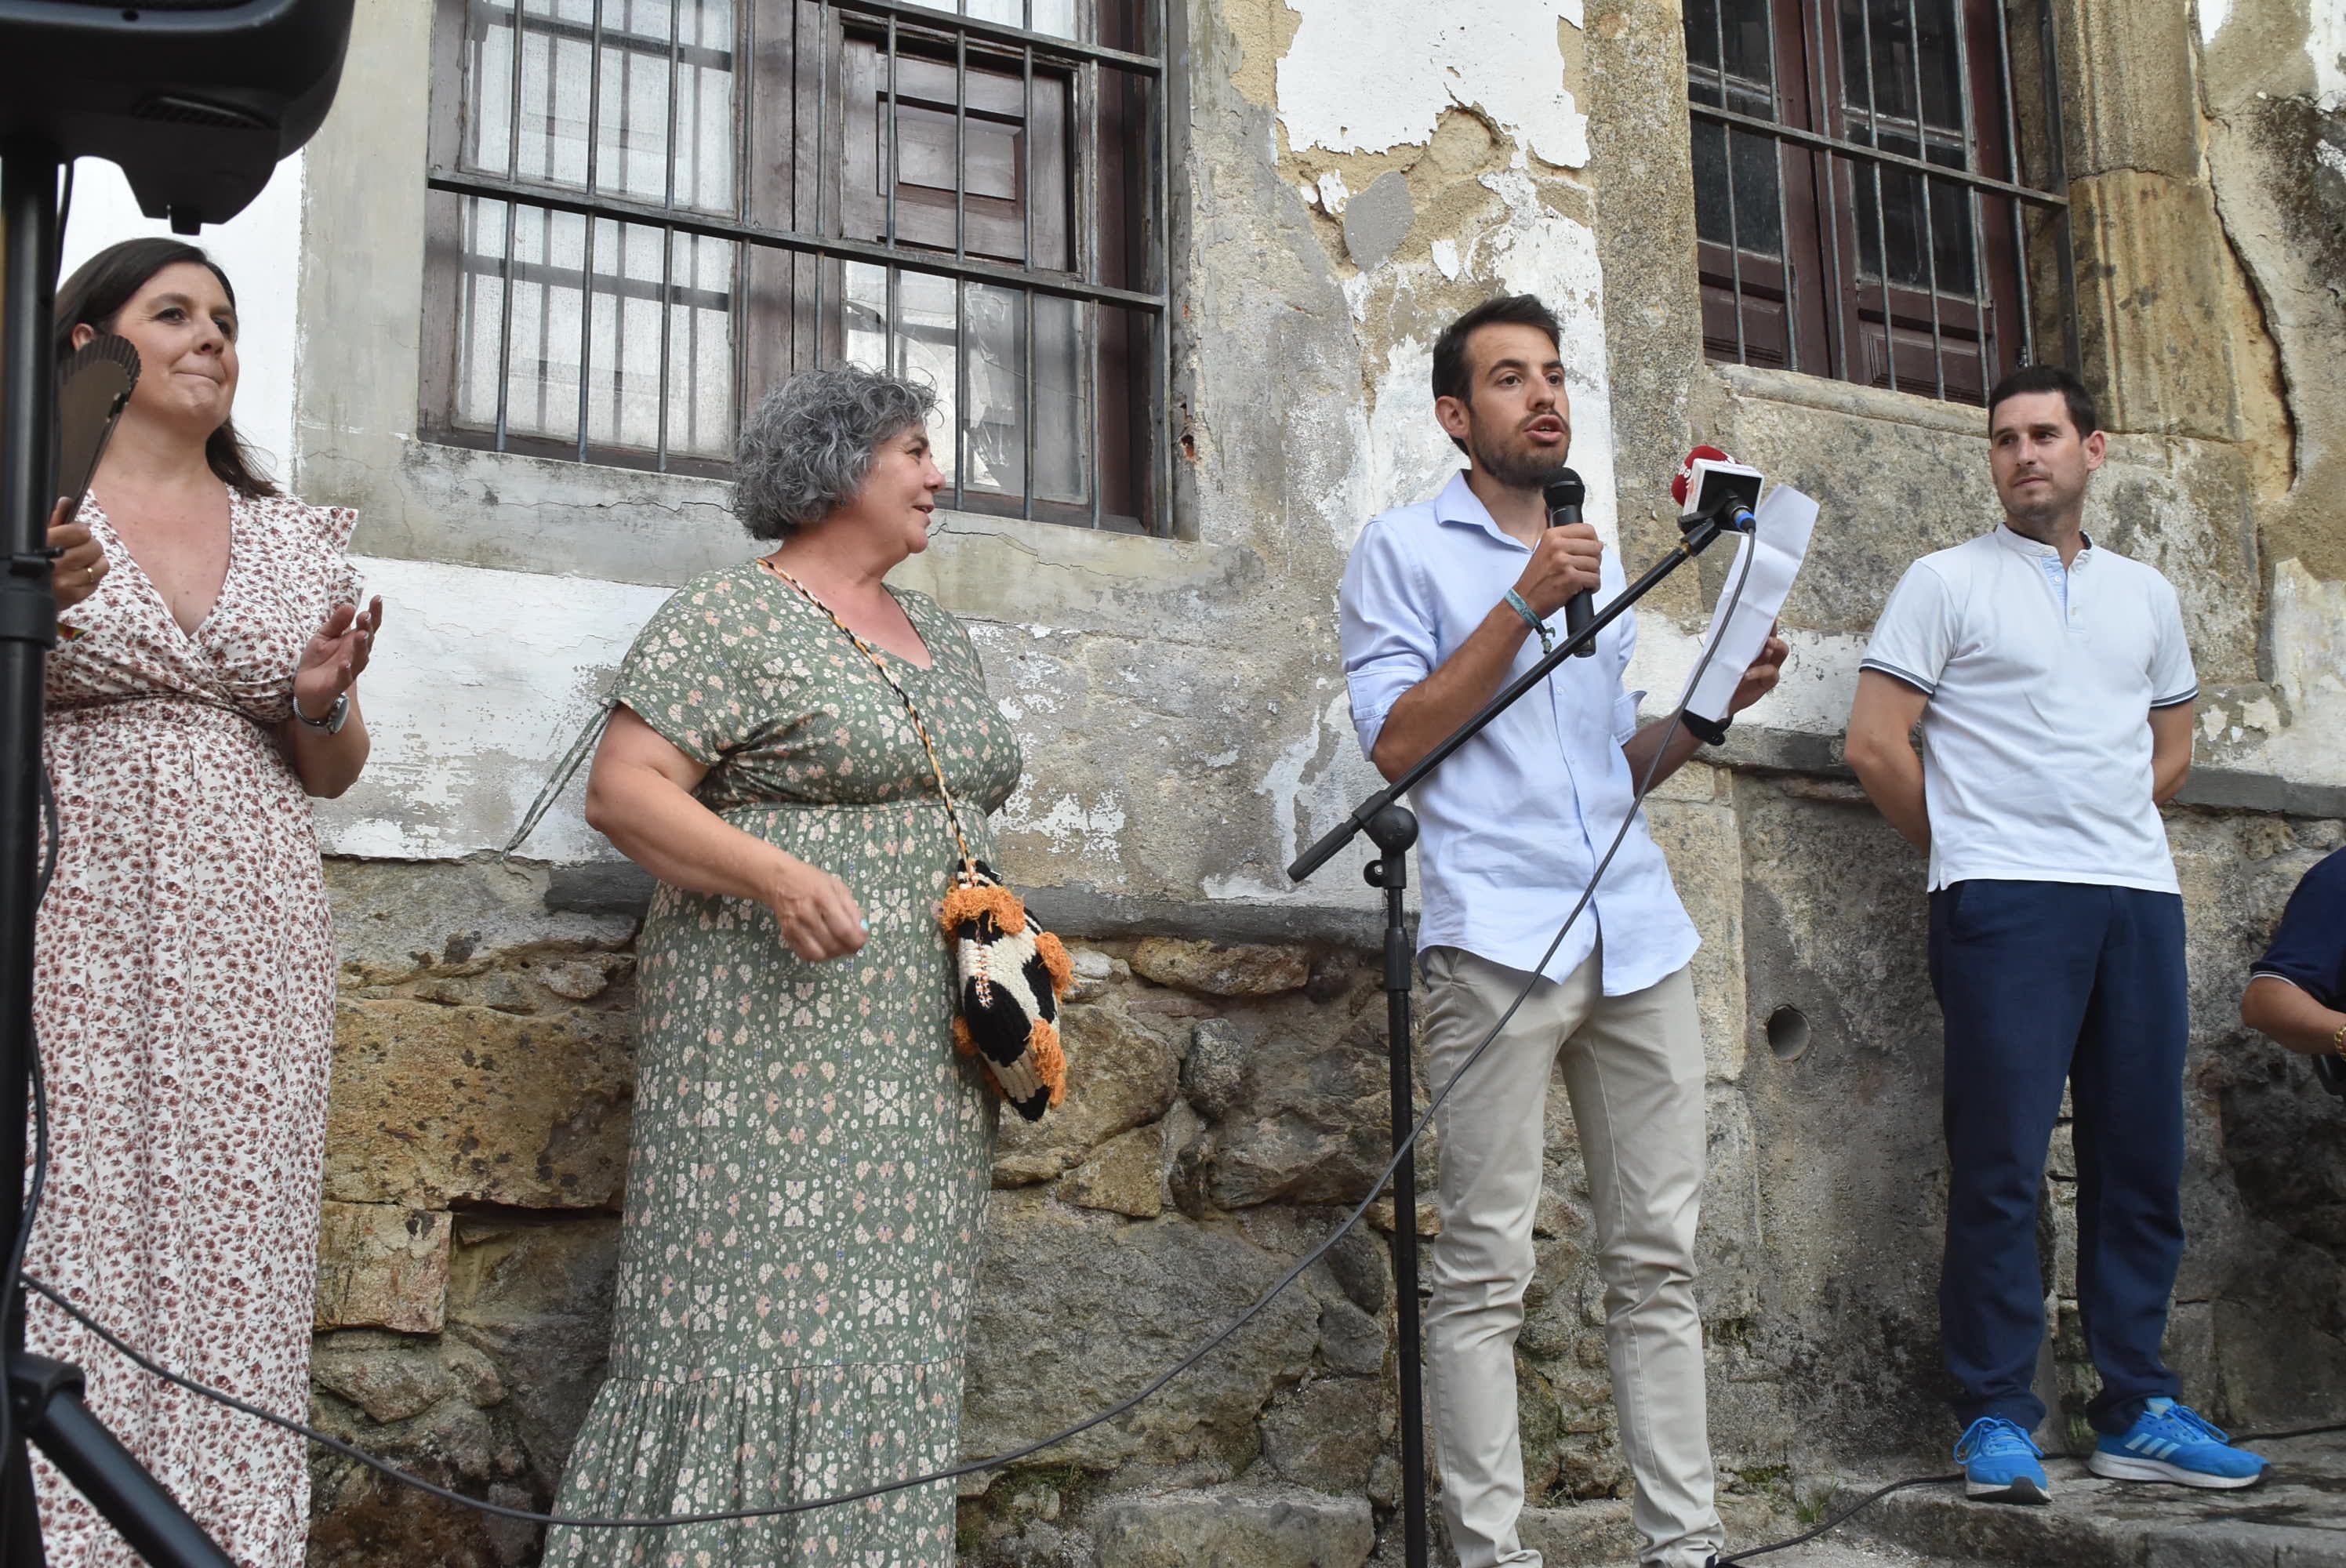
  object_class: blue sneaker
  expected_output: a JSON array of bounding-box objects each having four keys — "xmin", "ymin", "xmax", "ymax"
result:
[
  {"xmin": 1954, "ymin": 1416, "xmax": 2050, "ymax": 1504},
  {"xmin": 2086, "ymin": 1399, "xmax": 2269, "ymax": 1490}
]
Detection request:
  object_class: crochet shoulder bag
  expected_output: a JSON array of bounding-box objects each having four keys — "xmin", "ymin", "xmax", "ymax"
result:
[{"xmin": 759, "ymin": 558, "xmax": 1072, "ymax": 1122}]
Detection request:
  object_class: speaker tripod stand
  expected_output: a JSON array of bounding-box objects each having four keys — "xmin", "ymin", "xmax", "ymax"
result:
[{"xmin": 0, "ymin": 136, "xmax": 238, "ymax": 1568}]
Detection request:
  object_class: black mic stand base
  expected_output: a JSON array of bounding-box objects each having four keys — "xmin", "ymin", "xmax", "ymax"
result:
[
  {"xmin": 1289, "ymin": 508, "xmax": 1749, "ymax": 1568},
  {"xmin": 9, "ymin": 1356, "xmax": 235, "ymax": 1568},
  {"xmin": 1364, "ymin": 804, "xmax": 1429, "ymax": 1568}
]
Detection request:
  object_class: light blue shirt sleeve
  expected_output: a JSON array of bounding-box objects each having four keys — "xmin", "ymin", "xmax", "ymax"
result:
[{"xmin": 1339, "ymin": 521, "xmax": 1436, "ymax": 759}]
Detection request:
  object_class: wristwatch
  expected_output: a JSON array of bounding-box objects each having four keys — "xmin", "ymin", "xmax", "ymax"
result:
[
  {"xmin": 1682, "ymin": 710, "xmax": 1731, "ymax": 746},
  {"xmin": 295, "ymin": 690, "xmax": 350, "ymax": 735}
]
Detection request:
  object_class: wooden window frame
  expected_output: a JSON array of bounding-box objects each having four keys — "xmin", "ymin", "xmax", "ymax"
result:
[{"xmin": 1687, "ymin": 0, "xmax": 2072, "ymax": 405}]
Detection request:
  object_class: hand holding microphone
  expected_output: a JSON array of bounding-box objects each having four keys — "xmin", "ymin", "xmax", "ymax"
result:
[
  {"xmin": 1542, "ymin": 470, "xmax": 1597, "ymax": 658},
  {"xmin": 1511, "ymin": 517, "xmax": 1603, "ymax": 624}
]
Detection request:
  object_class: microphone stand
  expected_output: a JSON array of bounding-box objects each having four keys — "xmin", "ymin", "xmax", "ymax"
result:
[
  {"xmin": 2, "ymin": 137, "xmax": 238, "ymax": 1568},
  {"xmin": 1287, "ymin": 502, "xmax": 1749, "ymax": 1568}
]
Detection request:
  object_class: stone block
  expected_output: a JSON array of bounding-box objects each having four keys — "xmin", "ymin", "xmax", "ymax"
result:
[
  {"xmin": 1189, "ymin": 1001, "xmax": 1400, "ymax": 1210},
  {"xmin": 309, "ymin": 1335, "xmax": 459, "ymax": 1425},
  {"xmin": 314, "ymin": 1201, "xmax": 454, "ymax": 1334},
  {"xmin": 964, "ymin": 1192, "xmax": 1318, "ymax": 1480},
  {"xmin": 1183, "ymin": 1016, "xmax": 1248, "ymax": 1120},
  {"xmin": 1056, "ymin": 1121, "xmax": 1168, "ymax": 1218},
  {"xmin": 1131, "ymin": 937, "xmax": 1311, "ymax": 996},
  {"xmin": 2059, "ymin": 0, "xmax": 2202, "ymax": 180},
  {"xmin": 324, "ymin": 998, "xmax": 634, "ymax": 1210},
  {"xmin": 1644, "ymin": 798, "xmax": 1748, "ymax": 1083},
  {"xmin": 1089, "ymin": 1486, "xmax": 1374, "ymax": 1568},
  {"xmin": 994, "ymin": 998, "xmax": 1180, "ymax": 1185},
  {"xmin": 1259, "ymin": 1375, "xmax": 1385, "ymax": 1491},
  {"xmin": 2072, "ymin": 171, "xmax": 2239, "ymax": 443},
  {"xmin": 444, "ymin": 1212, "xmax": 625, "ymax": 1494},
  {"xmin": 325, "ymin": 857, "xmax": 634, "ymax": 986}
]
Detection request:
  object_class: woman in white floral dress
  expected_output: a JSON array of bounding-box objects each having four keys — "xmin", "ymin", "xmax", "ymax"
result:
[{"xmin": 27, "ymin": 238, "xmax": 383, "ymax": 1567}]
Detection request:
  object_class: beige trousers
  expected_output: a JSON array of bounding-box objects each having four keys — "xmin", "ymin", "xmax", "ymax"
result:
[{"xmin": 1420, "ymin": 945, "xmax": 1721, "ymax": 1568}]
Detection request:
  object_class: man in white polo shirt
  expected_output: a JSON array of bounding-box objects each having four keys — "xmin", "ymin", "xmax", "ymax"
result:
[
  {"xmin": 1846, "ymin": 365, "xmax": 2267, "ymax": 1502},
  {"xmin": 1342, "ymin": 293, "xmax": 1786, "ymax": 1568}
]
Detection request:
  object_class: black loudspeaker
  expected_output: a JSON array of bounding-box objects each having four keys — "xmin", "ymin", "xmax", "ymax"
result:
[{"xmin": 0, "ymin": 0, "xmax": 357, "ymax": 230}]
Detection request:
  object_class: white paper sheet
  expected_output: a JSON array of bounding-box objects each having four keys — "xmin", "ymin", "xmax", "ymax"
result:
[{"xmin": 1684, "ymin": 483, "xmax": 1818, "ymax": 724}]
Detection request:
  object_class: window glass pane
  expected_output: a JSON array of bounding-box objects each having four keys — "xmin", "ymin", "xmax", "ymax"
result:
[
  {"xmin": 463, "ymin": 0, "xmax": 738, "ymax": 214},
  {"xmin": 1692, "ymin": 122, "xmax": 1784, "ymax": 257},
  {"xmin": 452, "ymin": 199, "xmax": 735, "ymax": 459},
  {"xmin": 841, "ymin": 267, "xmax": 1086, "ymax": 509},
  {"xmin": 1850, "ymin": 143, "xmax": 1977, "ymax": 294},
  {"xmin": 910, "ymin": 0, "xmax": 1080, "ymax": 41},
  {"xmin": 452, "ymin": 1, "xmax": 738, "ymax": 460}
]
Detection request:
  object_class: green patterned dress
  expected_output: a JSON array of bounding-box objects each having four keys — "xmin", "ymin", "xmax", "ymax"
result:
[{"xmin": 543, "ymin": 561, "xmax": 1021, "ymax": 1568}]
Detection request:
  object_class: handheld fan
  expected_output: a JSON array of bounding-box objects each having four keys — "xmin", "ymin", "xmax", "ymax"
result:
[{"xmin": 55, "ymin": 334, "xmax": 142, "ymax": 525}]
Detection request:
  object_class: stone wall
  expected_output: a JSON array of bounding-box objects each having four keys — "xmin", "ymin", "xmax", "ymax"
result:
[{"xmin": 302, "ymin": 811, "xmax": 2346, "ymax": 1566}]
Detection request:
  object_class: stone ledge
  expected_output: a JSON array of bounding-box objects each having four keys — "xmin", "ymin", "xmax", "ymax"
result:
[
  {"xmin": 1835, "ymin": 1429, "xmax": 2346, "ymax": 1567},
  {"xmin": 544, "ymin": 860, "xmax": 1398, "ymax": 949}
]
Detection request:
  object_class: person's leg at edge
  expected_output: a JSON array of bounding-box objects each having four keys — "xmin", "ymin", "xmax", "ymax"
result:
[
  {"xmin": 1421, "ymin": 945, "xmax": 1594, "ymax": 1568},
  {"xmin": 1557, "ymin": 961, "xmax": 1720, "ymax": 1568},
  {"xmin": 1932, "ymin": 882, "xmax": 2101, "ymax": 1443},
  {"xmin": 2070, "ymin": 886, "xmax": 2188, "ymax": 1437}
]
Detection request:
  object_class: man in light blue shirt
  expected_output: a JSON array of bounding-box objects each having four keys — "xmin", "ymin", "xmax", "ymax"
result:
[{"xmin": 1339, "ymin": 295, "xmax": 1785, "ymax": 1568}]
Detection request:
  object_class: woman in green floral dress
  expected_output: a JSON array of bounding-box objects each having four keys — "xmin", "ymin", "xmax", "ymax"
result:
[{"xmin": 542, "ymin": 365, "xmax": 1022, "ymax": 1567}]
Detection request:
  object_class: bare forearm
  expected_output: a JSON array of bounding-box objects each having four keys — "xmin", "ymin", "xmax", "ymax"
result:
[
  {"xmin": 1621, "ymin": 717, "xmax": 1705, "ymax": 789},
  {"xmin": 1369, "ymin": 604, "xmax": 1534, "ymax": 781},
  {"xmin": 2241, "ymin": 975, "xmax": 2346, "ymax": 1057},
  {"xmin": 2152, "ymin": 751, "xmax": 2192, "ymax": 804},
  {"xmin": 282, "ymin": 698, "xmax": 372, "ymax": 799},
  {"xmin": 586, "ymin": 762, "xmax": 796, "ymax": 905},
  {"xmin": 1847, "ymin": 740, "xmax": 1932, "ymax": 851}
]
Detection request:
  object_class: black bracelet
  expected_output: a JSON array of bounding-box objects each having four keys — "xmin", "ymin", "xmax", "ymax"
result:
[{"xmin": 1681, "ymin": 710, "xmax": 1730, "ymax": 746}]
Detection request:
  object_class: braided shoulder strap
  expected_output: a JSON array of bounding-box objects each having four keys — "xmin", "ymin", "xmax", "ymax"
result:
[{"xmin": 757, "ymin": 557, "xmax": 979, "ymax": 868}]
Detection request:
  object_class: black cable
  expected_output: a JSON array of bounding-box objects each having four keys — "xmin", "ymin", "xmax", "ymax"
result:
[
  {"xmin": 1719, "ymin": 1472, "xmax": 1961, "ymax": 1565},
  {"xmin": 2235, "ymin": 1421, "xmax": 2346, "ymax": 1443},
  {"xmin": 19, "ymin": 533, "xmax": 1763, "ymax": 1532}
]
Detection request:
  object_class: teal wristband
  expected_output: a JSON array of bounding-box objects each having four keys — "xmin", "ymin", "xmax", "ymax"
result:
[{"xmin": 1504, "ymin": 589, "xmax": 1556, "ymax": 655}]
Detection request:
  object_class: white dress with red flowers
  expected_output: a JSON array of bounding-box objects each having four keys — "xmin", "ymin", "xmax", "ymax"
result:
[{"xmin": 27, "ymin": 489, "xmax": 359, "ymax": 1568}]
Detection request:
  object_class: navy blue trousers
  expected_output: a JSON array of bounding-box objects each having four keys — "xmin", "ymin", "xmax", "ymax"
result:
[{"xmin": 1928, "ymin": 879, "xmax": 2188, "ymax": 1435}]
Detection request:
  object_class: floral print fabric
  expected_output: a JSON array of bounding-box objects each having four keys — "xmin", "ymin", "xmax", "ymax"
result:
[
  {"xmin": 28, "ymin": 490, "xmax": 360, "ymax": 1568},
  {"xmin": 543, "ymin": 562, "xmax": 1022, "ymax": 1568}
]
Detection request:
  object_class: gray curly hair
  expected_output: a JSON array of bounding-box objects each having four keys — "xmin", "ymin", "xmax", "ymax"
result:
[{"xmin": 732, "ymin": 363, "xmax": 939, "ymax": 541}]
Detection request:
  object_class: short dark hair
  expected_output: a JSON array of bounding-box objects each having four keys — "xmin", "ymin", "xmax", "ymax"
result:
[
  {"xmin": 1986, "ymin": 363, "xmax": 2098, "ymax": 441},
  {"xmin": 1432, "ymin": 294, "xmax": 1563, "ymax": 455},
  {"xmin": 53, "ymin": 238, "xmax": 279, "ymax": 499}
]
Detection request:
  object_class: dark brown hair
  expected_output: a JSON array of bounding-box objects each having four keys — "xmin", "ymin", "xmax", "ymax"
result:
[
  {"xmin": 1986, "ymin": 362, "xmax": 2099, "ymax": 442},
  {"xmin": 1431, "ymin": 293, "xmax": 1564, "ymax": 456},
  {"xmin": 53, "ymin": 238, "xmax": 279, "ymax": 498}
]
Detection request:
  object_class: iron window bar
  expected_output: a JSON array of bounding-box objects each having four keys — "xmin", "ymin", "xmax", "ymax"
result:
[
  {"xmin": 427, "ymin": 171, "xmax": 1166, "ymax": 318},
  {"xmin": 1688, "ymin": 102, "xmax": 2064, "ymax": 209}
]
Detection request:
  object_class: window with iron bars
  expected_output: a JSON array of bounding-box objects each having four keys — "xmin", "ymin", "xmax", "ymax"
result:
[
  {"xmin": 1683, "ymin": 0, "xmax": 2075, "ymax": 405},
  {"xmin": 420, "ymin": 0, "xmax": 1171, "ymax": 534}
]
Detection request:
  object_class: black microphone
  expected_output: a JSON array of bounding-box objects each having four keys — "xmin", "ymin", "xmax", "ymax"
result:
[{"xmin": 1543, "ymin": 470, "xmax": 1595, "ymax": 658}]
